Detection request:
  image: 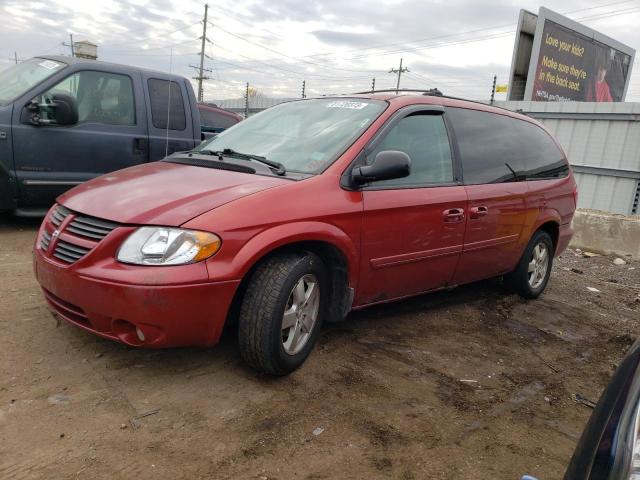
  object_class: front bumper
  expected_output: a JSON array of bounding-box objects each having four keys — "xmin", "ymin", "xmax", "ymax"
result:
[{"xmin": 34, "ymin": 247, "xmax": 240, "ymax": 348}]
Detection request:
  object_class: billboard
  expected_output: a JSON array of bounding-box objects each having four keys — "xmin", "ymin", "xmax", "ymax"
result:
[{"xmin": 508, "ymin": 7, "xmax": 635, "ymax": 102}]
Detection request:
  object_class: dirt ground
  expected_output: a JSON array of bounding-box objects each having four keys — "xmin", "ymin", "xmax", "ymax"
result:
[{"xmin": 0, "ymin": 215, "xmax": 638, "ymax": 480}]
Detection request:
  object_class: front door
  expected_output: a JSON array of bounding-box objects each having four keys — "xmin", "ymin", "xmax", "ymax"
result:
[
  {"xmin": 356, "ymin": 108, "xmax": 467, "ymax": 306},
  {"xmin": 12, "ymin": 69, "xmax": 148, "ymax": 207}
]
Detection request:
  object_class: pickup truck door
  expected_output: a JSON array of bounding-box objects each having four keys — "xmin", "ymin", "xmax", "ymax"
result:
[
  {"xmin": 12, "ymin": 67, "xmax": 149, "ymax": 207},
  {"xmin": 141, "ymin": 74, "xmax": 200, "ymax": 160}
]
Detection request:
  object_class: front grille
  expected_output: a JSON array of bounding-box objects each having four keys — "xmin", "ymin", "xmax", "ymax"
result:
[
  {"xmin": 51, "ymin": 205, "xmax": 70, "ymax": 226},
  {"xmin": 67, "ymin": 215, "xmax": 118, "ymax": 241},
  {"xmin": 41, "ymin": 205, "xmax": 121, "ymax": 265},
  {"xmin": 53, "ymin": 240, "xmax": 91, "ymax": 264},
  {"xmin": 41, "ymin": 230, "xmax": 52, "ymax": 250}
]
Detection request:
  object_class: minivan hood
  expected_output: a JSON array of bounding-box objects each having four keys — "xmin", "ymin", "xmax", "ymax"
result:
[{"xmin": 57, "ymin": 161, "xmax": 289, "ymax": 225}]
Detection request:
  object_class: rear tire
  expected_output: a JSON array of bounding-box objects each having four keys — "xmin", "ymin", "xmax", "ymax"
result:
[
  {"xmin": 238, "ymin": 251, "xmax": 327, "ymax": 375},
  {"xmin": 505, "ymin": 230, "xmax": 554, "ymax": 299}
]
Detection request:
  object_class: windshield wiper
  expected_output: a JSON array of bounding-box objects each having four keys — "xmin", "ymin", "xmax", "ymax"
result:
[{"xmin": 201, "ymin": 148, "xmax": 286, "ymax": 176}]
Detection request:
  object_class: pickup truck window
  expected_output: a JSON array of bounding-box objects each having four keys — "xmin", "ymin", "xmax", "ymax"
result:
[
  {"xmin": 148, "ymin": 79, "xmax": 186, "ymax": 131},
  {"xmin": 197, "ymin": 98, "xmax": 387, "ymax": 174},
  {"xmin": 0, "ymin": 58, "xmax": 66, "ymax": 106},
  {"xmin": 43, "ymin": 71, "xmax": 135, "ymax": 126}
]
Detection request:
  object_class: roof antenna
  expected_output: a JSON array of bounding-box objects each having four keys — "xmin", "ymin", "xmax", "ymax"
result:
[{"xmin": 164, "ymin": 47, "xmax": 173, "ymax": 158}]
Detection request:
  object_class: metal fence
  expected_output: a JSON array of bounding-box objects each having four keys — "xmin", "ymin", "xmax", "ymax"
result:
[{"xmin": 496, "ymin": 101, "xmax": 640, "ymax": 215}]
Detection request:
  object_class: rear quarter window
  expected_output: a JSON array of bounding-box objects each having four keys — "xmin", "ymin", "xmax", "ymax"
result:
[
  {"xmin": 511, "ymin": 119, "xmax": 569, "ymax": 180},
  {"xmin": 148, "ymin": 78, "xmax": 187, "ymax": 131}
]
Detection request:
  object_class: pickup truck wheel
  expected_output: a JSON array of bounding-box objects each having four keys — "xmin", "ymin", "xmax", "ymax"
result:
[
  {"xmin": 505, "ymin": 230, "xmax": 554, "ymax": 299},
  {"xmin": 238, "ymin": 251, "xmax": 327, "ymax": 375}
]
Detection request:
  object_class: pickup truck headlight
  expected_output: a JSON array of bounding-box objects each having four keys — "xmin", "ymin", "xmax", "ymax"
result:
[{"xmin": 117, "ymin": 227, "xmax": 221, "ymax": 266}]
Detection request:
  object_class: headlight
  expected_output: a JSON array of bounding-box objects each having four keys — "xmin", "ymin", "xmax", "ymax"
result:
[{"xmin": 117, "ymin": 227, "xmax": 221, "ymax": 266}]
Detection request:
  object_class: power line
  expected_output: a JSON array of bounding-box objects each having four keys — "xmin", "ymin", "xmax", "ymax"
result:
[
  {"xmin": 213, "ymin": 42, "xmax": 376, "ymax": 81},
  {"xmin": 294, "ymin": 0, "xmax": 640, "ymax": 64}
]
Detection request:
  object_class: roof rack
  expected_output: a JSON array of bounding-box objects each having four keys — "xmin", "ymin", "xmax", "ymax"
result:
[
  {"xmin": 352, "ymin": 88, "xmax": 443, "ymax": 95},
  {"xmin": 351, "ymin": 88, "xmax": 516, "ymax": 113}
]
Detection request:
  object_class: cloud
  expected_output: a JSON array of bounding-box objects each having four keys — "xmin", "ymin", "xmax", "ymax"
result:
[{"xmin": 0, "ymin": 0, "xmax": 637, "ymax": 101}]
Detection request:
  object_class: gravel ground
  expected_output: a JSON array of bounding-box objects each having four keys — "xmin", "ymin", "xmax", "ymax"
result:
[{"xmin": 0, "ymin": 214, "xmax": 638, "ymax": 480}]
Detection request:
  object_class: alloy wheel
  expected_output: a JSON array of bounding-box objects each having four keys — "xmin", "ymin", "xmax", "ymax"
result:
[
  {"xmin": 528, "ymin": 242, "xmax": 549, "ymax": 289},
  {"xmin": 281, "ymin": 273, "xmax": 320, "ymax": 355}
]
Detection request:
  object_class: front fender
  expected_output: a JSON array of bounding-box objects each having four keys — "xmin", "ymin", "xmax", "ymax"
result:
[{"xmin": 206, "ymin": 221, "xmax": 360, "ymax": 285}]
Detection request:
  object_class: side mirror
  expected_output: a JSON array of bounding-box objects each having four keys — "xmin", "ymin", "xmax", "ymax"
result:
[
  {"xmin": 351, "ymin": 150, "xmax": 411, "ymax": 186},
  {"xmin": 47, "ymin": 93, "xmax": 79, "ymax": 125},
  {"xmin": 28, "ymin": 93, "xmax": 78, "ymax": 126}
]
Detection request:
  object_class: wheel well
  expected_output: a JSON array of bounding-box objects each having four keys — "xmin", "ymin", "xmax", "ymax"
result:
[
  {"xmin": 537, "ymin": 221, "xmax": 559, "ymax": 252},
  {"xmin": 226, "ymin": 241, "xmax": 352, "ymax": 328}
]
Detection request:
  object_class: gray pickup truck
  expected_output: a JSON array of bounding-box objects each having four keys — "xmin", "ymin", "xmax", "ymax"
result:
[{"xmin": 0, "ymin": 56, "xmax": 203, "ymax": 215}]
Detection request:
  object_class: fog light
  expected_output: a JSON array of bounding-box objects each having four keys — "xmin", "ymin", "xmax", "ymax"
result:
[{"xmin": 136, "ymin": 327, "xmax": 145, "ymax": 342}]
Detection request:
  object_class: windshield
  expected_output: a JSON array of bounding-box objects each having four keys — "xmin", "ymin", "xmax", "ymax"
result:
[
  {"xmin": 0, "ymin": 58, "xmax": 67, "ymax": 106},
  {"xmin": 196, "ymin": 98, "xmax": 387, "ymax": 173}
]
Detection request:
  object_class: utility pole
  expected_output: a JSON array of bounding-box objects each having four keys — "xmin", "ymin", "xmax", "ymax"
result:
[
  {"xmin": 389, "ymin": 58, "xmax": 409, "ymax": 94},
  {"xmin": 301, "ymin": 80, "xmax": 306, "ymax": 99},
  {"xmin": 14, "ymin": 52, "xmax": 18, "ymax": 64},
  {"xmin": 371, "ymin": 77, "xmax": 376, "ymax": 93},
  {"xmin": 490, "ymin": 74, "xmax": 497, "ymax": 105},
  {"xmin": 244, "ymin": 82, "xmax": 249, "ymax": 118},
  {"xmin": 62, "ymin": 33, "xmax": 75, "ymax": 57},
  {"xmin": 195, "ymin": 4, "xmax": 210, "ymax": 103}
]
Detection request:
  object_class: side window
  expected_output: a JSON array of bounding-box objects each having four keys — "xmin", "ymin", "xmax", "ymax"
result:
[
  {"xmin": 218, "ymin": 114, "xmax": 240, "ymax": 129},
  {"xmin": 512, "ymin": 120, "xmax": 568, "ymax": 179},
  {"xmin": 446, "ymin": 108, "xmax": 523, "ymax": 184},
  {"xmin": 43, "ymin": 71, "xmax": 135, "ymax": 126},
  {"xmin": 148, "ymin": 79, "xmax": 186, "ymax": 131},
  {"xmin": 199, "ymin": 109, "xmax": 239, "ymax": 129},
  {"xmin": 368, "ymin": 113, "xmax": 454, "ymax": 187}
]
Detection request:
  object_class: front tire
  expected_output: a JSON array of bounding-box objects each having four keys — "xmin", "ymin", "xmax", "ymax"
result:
[
  {"xmin": 505, "ymin": 230, "xmax": 554, "ymax": 299},
  {"xmin": 238, "ymin": 251, "xmax": 327, "ymax": 375}
]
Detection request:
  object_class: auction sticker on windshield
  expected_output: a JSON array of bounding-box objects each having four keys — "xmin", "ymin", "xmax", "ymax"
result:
[
  {"xmin": 325, "ymin": 101, "xmax": 369, "ymax": 109},
  {"xmin": 39, "ymin": 60, "xmax": 62, "ymax": 70}
]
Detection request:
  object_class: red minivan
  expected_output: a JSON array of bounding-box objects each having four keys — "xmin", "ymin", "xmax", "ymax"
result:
[{"xmin": 33, "ymin": 92, "xmax": 577, "ymax": 375}]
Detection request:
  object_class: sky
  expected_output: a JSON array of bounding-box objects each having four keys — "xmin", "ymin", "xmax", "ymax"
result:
[{"xmin": 0, "ymin": 0, "xmax": 639, "ymax": 102}]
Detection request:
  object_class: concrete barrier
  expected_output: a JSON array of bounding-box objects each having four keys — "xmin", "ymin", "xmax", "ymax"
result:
[{"xmin": 569, "ymin": 209, "xmax": 640, "ymax": 258}]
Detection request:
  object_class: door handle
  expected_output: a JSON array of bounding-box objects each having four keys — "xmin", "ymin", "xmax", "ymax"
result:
[
  {"xmin": 469, "ymin": 206, "xmax": 489, "ymax": 219},
  {"xmin": 133, "ymin": 137, "xmax": 148, "ymax": 155},
  {"xmin": 443, "ymin": 208, "xmax": 465, "ymax": 223}
]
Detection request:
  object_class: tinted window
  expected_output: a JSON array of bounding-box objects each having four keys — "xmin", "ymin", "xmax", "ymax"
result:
[
  {"xmin": 512, "ymin": 119, "xmax": 568, "ymax": 179},
  {"xmin": 368, "ymin": 113, "xmax": 454, "ymax": 187},
  {"xmin": 44, "ymin": 71, "xmax": 135, "ymax": 126},
  {"xmin": 446, "ymin": 107, "xmax": 522, "ymax": 184},
  {"xmin": 199, "ymin": 108, "xmax": 239, "ymax": 129},
  {"xmin": 148, "ymin": 79, "xmax": 186, "ymax": 130}
]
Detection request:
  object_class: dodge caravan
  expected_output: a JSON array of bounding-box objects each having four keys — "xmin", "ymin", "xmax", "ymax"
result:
[{"xmin": 34, "ymin": 92, "xmax": 577, "ymax": 375}]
